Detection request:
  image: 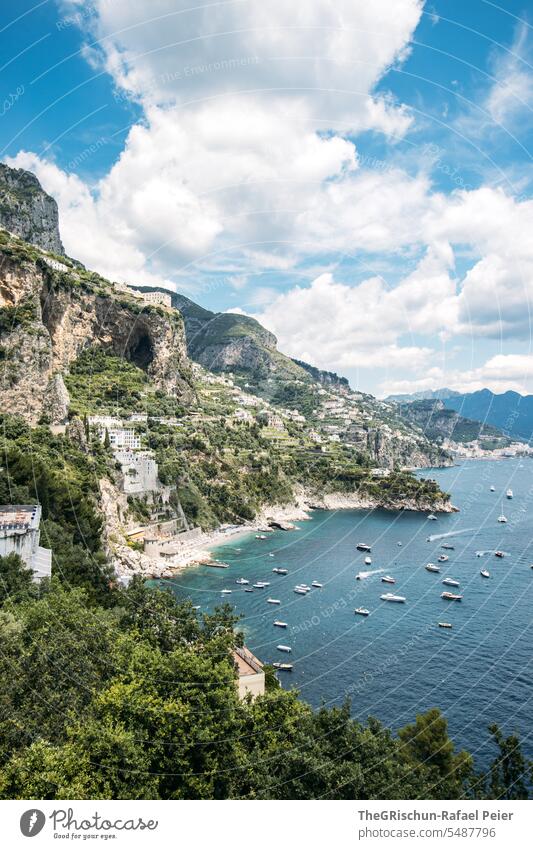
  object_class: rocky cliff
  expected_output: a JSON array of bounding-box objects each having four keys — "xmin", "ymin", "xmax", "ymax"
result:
[
  {"xmin": 0, "ymin": 233, "xmax": 193, "ymax": 424},
  {"xmin": 0, "ymin": 163, "xmax": 64, "ymax": 255}
]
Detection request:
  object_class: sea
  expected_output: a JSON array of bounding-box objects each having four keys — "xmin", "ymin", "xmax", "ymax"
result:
[{"xmin": 160, "ymin": 458, "xmax": 533, "ymax": 765}]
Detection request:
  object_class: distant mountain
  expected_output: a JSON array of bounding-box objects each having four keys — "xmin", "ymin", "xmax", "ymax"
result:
[
  {"xmin": 442, "ymin": 389, "xmax": 533, "ymax": 442},
  {"xmin": 389, "ymin": 387, "xmax": 533, "ymax": 442},
  {"xmin": 395, "ymin": 399, "xmax": 506, "ymax": 445},
  {"xmin": 386, "ymin": 388, "xmax": 460, "ymax": 403}
]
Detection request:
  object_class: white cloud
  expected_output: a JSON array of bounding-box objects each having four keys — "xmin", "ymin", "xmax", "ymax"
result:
[
  {"xmin": 379, "ymin": 354, "xmax": 533, "ymax": 397},
  {"xmin": 486, "ymin": 23, "xmax": 533, "ymax": 129}
]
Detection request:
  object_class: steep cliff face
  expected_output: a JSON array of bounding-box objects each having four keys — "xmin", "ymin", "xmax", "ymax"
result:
[
  {"xmin": 395, "ymin": 399, "xmax": 504, "ymax": 444},
  {"xmin": 0, "ymin": 163, "xmax": 64, "ymax": 254},
  {"xmin": 0, "ymin": 235, "xmax": 194, "ymax": 424}
]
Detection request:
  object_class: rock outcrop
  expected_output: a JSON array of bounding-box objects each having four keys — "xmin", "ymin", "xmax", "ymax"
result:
[
  {"xmin": 0, "ymin": 238, "xmax": 194, "ymax": 423},
  {"xmin": 0, "ymin": 163, "xmax": 64, "ymax": 254}
]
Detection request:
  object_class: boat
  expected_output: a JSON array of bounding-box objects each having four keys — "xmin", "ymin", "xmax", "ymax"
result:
[
  {"xmin": 235, "ymin": 578, "xmax": 249, "ymax": 585},
  {"xmin": 438, "ymin": 554, "xmax": 449, "ymax": 562},
  {"xmin": 272, "ymin": 567, "xmax": 288, "ymax": 575},
  {"xmin": 273, "ymin": 621, "xmax": 287, "ymax": 628},
  {"xmin": 480, "ymin": 570, "xmax": 490, "ymax": 578},
  {"xmin": 205, "ymin": 560, "xmax": 230, "ymax": 569},
  {"xmin": 427, "ymin": 514, "xmax": 437, "ymax": 521},
  {"xmin": 192, "ymin": 605, "xmax": 201, "ymax": 610},
  {"xmin": 380, "ymin": 593, "xmax": 406, "ymax": 603},
  {"xmin": 272, "ymin": 662, "xmax": 293, "ymax": 670},
  {"xmin": 364, "ymin": 556, "xmax": 372, "ymax": 565},
  {"xmin": 293, "ymin": 587, "xmax": 308, "ymax": 595},
  {"xmin": 244, "ymin": 588, "xmax": 254, "ymax": 593},
  {"xmin": 506, "ymin": 489, "xmax": 513, "ymax": 499},
  {"xmin": 356, "ymin": 543, "xmax": 372, "ymax": 552},
  {"xmin": 495, "ymin": 551, "xmax": 505, "ymax": 559},
  {"xmin": 253, "ymin": 582, "xmax": 267, "ymax": 589},
  {"xmin": 490, "ymin": 485, "xmax": 496, "ymax": 492},
  {"xmin": 441, "ymin": 544, "xmax": 455, "ymax": 550},
  {"xmin": 442, "ymin": 577, "xmax": 460, "ymax": 587},
  {"xmin": 267, "ymin": 598, "xmax": 281, "ymax": 605},
  {"xmin": 397, "ymin": 542, "xmax": 402, "ymax": 546},
  {"xmin": 311, "ymin": 581, "xmax": 323, "ymax": 588},
  {"xmin": 438, "ymin": 622, "xmax": 453, "ymax": 629},
  {"xmin": 355, "ymin": 607, "xmax": 370, "ymax": 616},
  {"xmin": 276, "ymin": 644, "xmax": 292, "ymax": 653},
  {"xmin": 441, "ymin": 592, "xmax": 462, "ymax": 601},
  {"xmin": 220, "ymin": 589, "xmax": 232, "ymax": 594},
  {"xmin": 498, "ymin": 503, "xmax": 507, "ymax": 523},
  {"xmin": 296, "ymin": 584, "xmax": 311, "ymax": 591},
  {"xmin": 381, "ymin": 575, "xmax": 396, "ymax": 584},
  {"xmin": 255, "ymin": 534, "xmax": 267, "ymax": 540},
  {"xmin": 425, "ymin": 563, "xmax": 441, "ymax": 573}
]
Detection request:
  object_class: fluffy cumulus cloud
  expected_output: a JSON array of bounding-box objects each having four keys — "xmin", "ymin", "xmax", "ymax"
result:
[{"xmin": 8, "ymin": 1, "xmax": 532, "ymax": 395}]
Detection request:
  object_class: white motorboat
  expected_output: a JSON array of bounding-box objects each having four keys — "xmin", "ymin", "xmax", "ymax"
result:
[
  {"xmin": 192, "ymin": 605, "xmax": 201, "ymax": 610},
  {"xmin": 498, "ymin": 503, "xmax": 507, "ymax": 523},
  {"xmin": 427, "ymin": 514, "xmax": 437, "ymax": 521},
  {"xmin": 221, "ymin": 589, "xmax": 232, "ymax": 594},
  {"xmin": 355, "ymin": 607, "xmax": 370, "ymax": 616},
  {"xmin": 425, "ymin": 563, "xmax": 441, "ymax": 573},
  {"xmin": 506, "ymin": 489, "xmax": 513, "ymax": 499},
  {"xmin": 441, "ymin": 592, "xmax": 462, "ymax": 601},
  {"xmin": 480, "ymin": 569, "xmax": 490, "ymax": 578},
  {"xmin": 381, "ymin": 575, "xmax": 396, "ymax": 584},
  {"xmin": 235, "ymin": 578, "xmax": 249, "ymax": 585},
  {"xmin": 272, "ymin": 662, "xmax": 293, "ymax": 670},
  {"xmin": 253, "ymin": 582, "xmax": 267, "ymax": 589},
  {"xmin": 244, "ymin": 588, "xmax": 254, "ymax": 593},
  {"xmin": 311, "ymin": 581, "xmax": 323, "ymax": 588},
  {"xmin": 438, "ymin": 554, "xmax": 449, "ymax": 562},
  {"xmin": 273, "ymin": 621, "xmax": 287, "ymax": 628},
  {"xmin": 442, "ymin": 577, "xmax": 460, "ymax": 587},
  {"xmin": 490, "ymin": 485, "xmax": 495, "ymax": 492},
  {"xmin": 397, "ymin": 542, "xmax": 402, "ymax": 546},
  {"xmin": 364, "ymin": 556, "xmax": 372, "ymax": 565},
  {"xmin": 267, "ymin": 598, "xmax": 281, "ymax": 605},
  {"xmin": 276, "ymin": 644, "xmax": 292, "ymax": 653},
  {"xmin": 294, "ymin": 587, "xmax": 308, "ymax": 595},
  {"xmin": 272, "ymin": 568, "xmax": 288, "ymax": 575},
  {"xmin": 495, "ymin": 551, "xmax": 505, "ymax": 558},
  {"xmin": 296, "ymin": 584, "xmax": 311, "ymax": 591},
  {"xmin": 380, "ymin": 593, "xmax": 406, "ymax": 603},
  {"xmin": 356, "ymin": 543, "xmax": 372, "ymax": 552},
  {"xmin": 438, "ymin": 622, "xmax": 453, "ymax": 629}
]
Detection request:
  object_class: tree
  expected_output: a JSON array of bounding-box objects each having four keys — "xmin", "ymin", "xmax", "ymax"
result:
[
  {"xmin": 0, "ymin": 553, "xmax": 34, "ymax": 606},
  {"xmin": 485, "ymin": 724, "xmax": 531, "ymax": 800}
]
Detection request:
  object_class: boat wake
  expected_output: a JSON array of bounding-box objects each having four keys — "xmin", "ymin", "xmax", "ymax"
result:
[
  {"xmin": 356, "ymin": 569, "xmax": 384, "ymax": 579},
  {"xmin": 427, "ymin": 528, "xmax": 476, "ymax": 543}
]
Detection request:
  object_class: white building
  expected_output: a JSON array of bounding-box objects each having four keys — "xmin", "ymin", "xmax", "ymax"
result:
[
  {"xmin": 88, "ymin": 415, "xmax": 123, "ymax": 429},
  {"xmin": 0, "ymin": 505, "xmax": 52, "ymax": 581},
  {"xmin": 114, "ymin": 450, "xmax": 158, "ymax": 494},
  {"xmin": 129, "ymin": 287, "xmax": 173, "ymax": 308},
  {"xmin": 99, "ymin": 427, "xmax": 141, "ymax": 450}
]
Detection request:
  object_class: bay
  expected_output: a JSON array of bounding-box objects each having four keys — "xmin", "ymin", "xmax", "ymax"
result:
[{"xmin": 160, "ymin": 458, "xmax": 533, "ymax": 765}]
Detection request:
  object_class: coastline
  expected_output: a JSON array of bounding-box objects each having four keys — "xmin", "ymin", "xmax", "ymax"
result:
[{"xmin": 114, "ymin": 486, "xmax": 456, "ymax": 581}]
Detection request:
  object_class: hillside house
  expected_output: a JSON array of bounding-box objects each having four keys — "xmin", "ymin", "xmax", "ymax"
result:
[
  {"xmin": 0, "ymin": 505, "xmax": 52, "ymax": 580},
  {"xmin": 233, "ymin": 646, "xmax": 265, "ymax": 699}
]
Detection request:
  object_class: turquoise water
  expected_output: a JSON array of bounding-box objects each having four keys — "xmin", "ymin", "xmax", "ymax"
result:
[{"xmin": 162, "ymin": 459, "xmax": 533, "ymax": 763}]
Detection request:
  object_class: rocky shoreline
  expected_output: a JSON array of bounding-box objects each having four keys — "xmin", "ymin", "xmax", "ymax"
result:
[{"xmin": 112, "ymin": 486, "xmax": 456, "ymax": 581}]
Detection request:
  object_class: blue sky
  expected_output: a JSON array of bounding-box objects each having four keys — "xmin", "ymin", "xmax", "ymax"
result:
[{"xmin": 1, "ymin": 1, "xmax": 533, "ymax": 396}]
